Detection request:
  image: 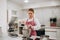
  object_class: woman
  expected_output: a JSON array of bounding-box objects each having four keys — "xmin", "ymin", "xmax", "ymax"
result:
[{"xmin": 25, "ymin": 8, "xmax": 41, "ymax": 40}]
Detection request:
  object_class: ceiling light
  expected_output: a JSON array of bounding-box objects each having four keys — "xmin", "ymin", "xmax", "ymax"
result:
[{"xmin": 24, "ymin": 0, "xmax": 29, "ymax": 3}]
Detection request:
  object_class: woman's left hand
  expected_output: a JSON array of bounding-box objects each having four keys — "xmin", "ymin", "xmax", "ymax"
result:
[{"xmin": 31, "ymin": 26, "xmax": 34, "ymax": 29}]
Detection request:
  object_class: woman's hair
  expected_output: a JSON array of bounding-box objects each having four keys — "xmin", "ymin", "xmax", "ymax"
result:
[{"xmin": 28, "ymin": 8, "xmax": 34, "ymax": 13}]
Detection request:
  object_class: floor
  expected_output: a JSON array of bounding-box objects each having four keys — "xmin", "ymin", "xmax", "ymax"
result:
[
  {"xmin": 0, "ymin": 34, "xmax": 56, "ymax": 40},
  {"xmin": 0, "ymin": 33, "xmax": 23, "ymax": 40},
  {"xmin": 0, "ymin": 36, "xmax": 23, "ymax": 40}
]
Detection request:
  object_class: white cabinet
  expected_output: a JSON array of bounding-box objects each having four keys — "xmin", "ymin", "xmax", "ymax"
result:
[
  {"xmin": 0, "ymin": 27, "xmax": 2, "ymax": 37},
  {"xmin": 7, "ymin": 10, "xmax": 18, "ymax": 23},
  {"xmin": 45, "ymin": 28, "xmax": 57, "ymax": 39},
  {"xmin": 45, "ymin": 27, "xmax": 60, "ymax": 40}
]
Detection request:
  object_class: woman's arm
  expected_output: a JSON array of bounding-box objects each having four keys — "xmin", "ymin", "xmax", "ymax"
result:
[{"xmin": 34, "ymin": 18, "xmax": 41, "ymax": 30}]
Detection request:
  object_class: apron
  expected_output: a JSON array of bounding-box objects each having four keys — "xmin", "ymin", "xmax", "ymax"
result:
[{"xmin": 26, "ymin": 19, "xmax": 37, "ymax": 36}]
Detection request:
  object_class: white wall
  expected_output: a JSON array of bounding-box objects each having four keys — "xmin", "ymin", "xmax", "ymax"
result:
[{"xmin": 0, "ymin": 0, "xmax": 8, "ymax": 37}]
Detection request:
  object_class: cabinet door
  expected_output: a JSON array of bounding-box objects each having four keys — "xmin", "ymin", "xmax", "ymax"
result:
[
  {"xmin": 0, "ymin": 27, "xmax": 2, "ymax": 37},
  {"xmin": 56, "ymin": 29, "xmax": 60, "ymax": 40},
  {"xmin": 45, "ymin": 29, "xmax": 57, "ymax": 39}
]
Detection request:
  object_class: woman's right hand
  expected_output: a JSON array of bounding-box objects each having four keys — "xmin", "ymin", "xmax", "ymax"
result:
[{"xmin": 27, "ymin": 24, "xmax": 32, "ymax": 28}]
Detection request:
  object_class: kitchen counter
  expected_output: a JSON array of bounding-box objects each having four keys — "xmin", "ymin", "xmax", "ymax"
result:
[{"xmin": 45, "ymin": 26, "xmax": 60, "ymax": 29}]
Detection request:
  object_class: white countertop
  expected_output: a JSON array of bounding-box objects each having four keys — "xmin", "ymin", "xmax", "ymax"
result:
[{"xmin": 45, "ymin": 26, "xmax": 60, "ymax": 29}]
